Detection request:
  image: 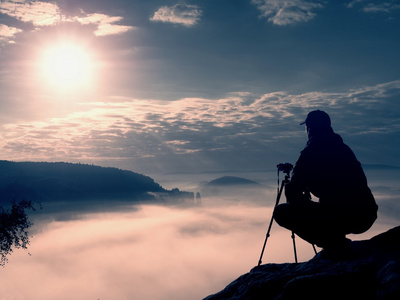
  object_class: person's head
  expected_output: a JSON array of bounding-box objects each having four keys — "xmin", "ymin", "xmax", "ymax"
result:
[{"xmin": 300, "ymin": 110, "xmax": 332, "ymax": 137}]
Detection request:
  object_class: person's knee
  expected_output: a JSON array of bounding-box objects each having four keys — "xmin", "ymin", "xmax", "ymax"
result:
[
  {"xmin": 273, "ymin": 204, "xmax": 289, "ymax": 227},
  {"xmin": 349, "ymin": 211, "xmax": 377, "ymax": 234}
]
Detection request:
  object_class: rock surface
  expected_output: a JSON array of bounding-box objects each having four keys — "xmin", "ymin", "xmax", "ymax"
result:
[{"xmin": 204, "ymin": 226, "xmax": 400, "ymax": 300}]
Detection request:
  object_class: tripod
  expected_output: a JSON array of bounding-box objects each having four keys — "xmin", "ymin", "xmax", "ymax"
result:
[{"xmin": 257, "ymin": 165, "xmax": 317, "ymax": 266}]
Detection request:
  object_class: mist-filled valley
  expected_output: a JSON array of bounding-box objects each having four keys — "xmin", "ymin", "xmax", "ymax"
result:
[{"xmin": 1, "ymin": 167, "xmax": 400, "ymax": 300}]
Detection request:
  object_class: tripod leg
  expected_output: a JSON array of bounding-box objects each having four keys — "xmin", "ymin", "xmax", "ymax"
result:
[
  {"xmin": 291, "ymin": 231, "xmax": 298, "ymax": 264},
  {"xmin": 257, "ymin": 180, "xmax": 286, "ymax": 266},
  {"xmin": 257, "ymin": 217, "xmax": 274, "ymax": 266}
]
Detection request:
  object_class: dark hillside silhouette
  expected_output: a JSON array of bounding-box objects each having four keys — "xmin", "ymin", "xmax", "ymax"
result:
[
  {"xmin": 206, "ymin": 176, "xmax": 260, "ymax": 186},
  {"xmin": 200, "ymin": 176, "xmax": 265, "ymax": 201},
  {"xmin": 0, "ymin": 161, "xmax": 192, "ymax": 203}
]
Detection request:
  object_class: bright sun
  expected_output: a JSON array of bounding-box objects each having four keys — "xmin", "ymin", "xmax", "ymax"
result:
[{"xmin": 41, "ymin": 43, "xmax": 94, "ymax": 91}]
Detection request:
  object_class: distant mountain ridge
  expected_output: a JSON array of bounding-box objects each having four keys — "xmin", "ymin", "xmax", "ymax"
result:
[
  {"xmin": 200, "ymin": 175, "xmax": 265, "ymax": 201},
  {"xmin": 0, "ymin": 161, "xmax": 192, "ymax": 203},
  {"xmin": 205, "ymin": 176, "xmax": 260, "ymax": 186}
]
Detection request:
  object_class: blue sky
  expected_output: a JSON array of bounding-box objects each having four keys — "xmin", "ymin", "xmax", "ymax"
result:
[{"xmin": 0, "ymin": 0, "xmax": 399, "ymax": 175}]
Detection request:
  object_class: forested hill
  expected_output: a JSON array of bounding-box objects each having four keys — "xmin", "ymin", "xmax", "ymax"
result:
[{"xmin": 0, "ymin": 161, "xmax": 192, "ymax": 203}]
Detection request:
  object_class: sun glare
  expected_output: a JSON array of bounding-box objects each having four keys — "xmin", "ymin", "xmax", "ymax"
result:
[{"xmin": 41, "ymin": 43, "xmax": 94, "ymax": 91}]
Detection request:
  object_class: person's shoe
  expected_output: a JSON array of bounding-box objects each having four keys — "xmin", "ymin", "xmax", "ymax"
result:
[{"xmin": 319, "ymin": 238, "xmax": 354, "ymax": 261}]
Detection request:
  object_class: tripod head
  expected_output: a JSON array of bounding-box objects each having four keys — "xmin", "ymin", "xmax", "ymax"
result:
[
  {"xmin": 277, "ymin": 162, "xmax": 293, "ymax": 183},
  {"xmin": 277, "ymin": 163, "xmax": 293, "ymax": 175}
]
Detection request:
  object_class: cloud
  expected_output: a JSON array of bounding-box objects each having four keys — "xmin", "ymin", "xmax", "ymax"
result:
[
  {"xmin": 251, "ymin": 0, "xmax": 325, "ymax": 25},
  {"xmin": 0, "ymin": 24, "xmax": 22, "ymax": 43},
  {"xmin": 1, "ymin": 80, "xmax": 400, "ymax": 173},
  {"xmin": 1, "ymin": 180, "xmax": 397, "ymax": 300},
  {"xmin": 347, "ymin": 0, "xmax": 400, "ymax": 13},
  {"xmin": 75, "ymin": 13, "xmax": 134, "ymax": 36},
  {"xmin": 0, "ymin": 201, "xmax": 326, "ymax": 300},
  {"xmin": 0, "ymin": 0, "xmax": 61, "ymax": 26},
  {"xmin": 150, "ymin": 3, "xmax": 202, "ymax": 27},
  {"xmin": 0, "ymin": 0, "xmax": 133, "ymax": 37}
]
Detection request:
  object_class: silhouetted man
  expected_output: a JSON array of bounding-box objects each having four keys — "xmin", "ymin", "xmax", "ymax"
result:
[{"xmin": 273, "ymin": 110, "xmax": 378, "ymax": 250}]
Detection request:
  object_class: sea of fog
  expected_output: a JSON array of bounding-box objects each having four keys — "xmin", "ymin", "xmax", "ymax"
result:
[{"xmin": 1, "ymin": 168, "xmax": 399, "ymax": 300}]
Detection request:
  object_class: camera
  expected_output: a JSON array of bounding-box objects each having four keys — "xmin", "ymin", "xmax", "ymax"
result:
[{"xmin": 277, "ymin": 163, "xmax": 293, "ymax": 174}]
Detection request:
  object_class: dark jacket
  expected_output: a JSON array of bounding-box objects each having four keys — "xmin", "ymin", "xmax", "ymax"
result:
[{"xmin": 285, "ymin": 129, "xmax": 377, "ymax": 212}]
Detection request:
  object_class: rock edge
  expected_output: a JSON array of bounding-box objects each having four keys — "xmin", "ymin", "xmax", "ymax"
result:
[{"xmin": 204, "ymin": 226, "xmax": 400, "ymax": 300}]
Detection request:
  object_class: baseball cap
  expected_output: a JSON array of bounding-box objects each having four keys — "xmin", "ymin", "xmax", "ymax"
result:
[{"xmin": 300, "ymin": 110, "xmax": 331, "ymax": 127}]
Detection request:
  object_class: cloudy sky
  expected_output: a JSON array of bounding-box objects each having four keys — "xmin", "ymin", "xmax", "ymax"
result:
[{"xmin": 0, "ymin": 0, "xmax": 400, "ymax": 175}]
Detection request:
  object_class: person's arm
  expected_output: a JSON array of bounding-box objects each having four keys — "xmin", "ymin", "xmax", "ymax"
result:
[{"xmin": 285, "ymin": 150, "xmax": 311, "ymax": 203}]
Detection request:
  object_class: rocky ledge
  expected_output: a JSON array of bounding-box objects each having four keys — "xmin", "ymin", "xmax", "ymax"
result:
[{"xmin": 204, "ymin": 226, "xmax": 400, "ymax": 300}]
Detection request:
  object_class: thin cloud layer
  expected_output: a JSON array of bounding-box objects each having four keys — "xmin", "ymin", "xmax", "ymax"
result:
[
  {"xmin": 2, "ymin": 203, "xmax": 283, "ymax": 300},
  {"xmin": 0, "ymin": 24, "xmax": 22, "ymax": 43},
  {"xmin": 150, "ymin": 3, "xmax": 202, "ymax": 27},
  {"xmin": 75, "ymin": 13, "xmax": 134, "ymax": 36},
  {"xmin": 1, "ymin": 80, "xmax": 400, "ymax": 173},
  {"xmin": 1, "ymin": 188, "xmax": 397, "ymax": 300},
  {"xmin": 252, "ymin": 0, "xmax": 400, "ymax": 25},
  {"xmin": 347, "ymin": 0, "xmax": 400, "ymax": 13},
  {"xmin": 0, "ymin": 0, "xmax": 134, "ymax": 41},
  {"xmin": 251, "ymin": 0, "xmax": 325, "ymax": 25},
  {"xmin": 0, "ymin": 0, "xmax": 61, "ymax": 26}
]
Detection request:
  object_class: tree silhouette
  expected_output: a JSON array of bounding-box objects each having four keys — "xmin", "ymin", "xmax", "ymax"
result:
[{"xmin": 0, "ymin": 199, "xmax": 36, "ymax": 266}]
